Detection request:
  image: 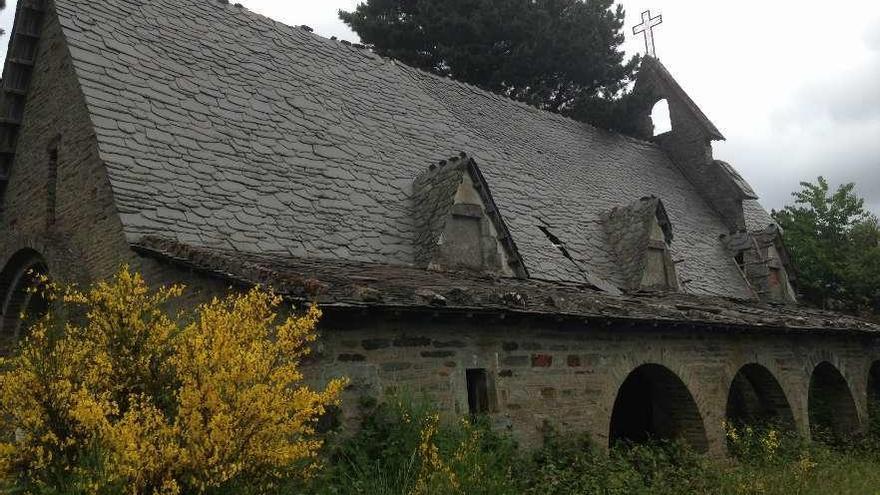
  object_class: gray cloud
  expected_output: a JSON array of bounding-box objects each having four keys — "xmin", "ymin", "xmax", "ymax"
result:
[
  {"xmin": 722, "ymin": 129, "xmax": 880, "ymax": 216},
  {"xmin": 724, "ymin": 18, "xmax": 880, "ymax": 216}
]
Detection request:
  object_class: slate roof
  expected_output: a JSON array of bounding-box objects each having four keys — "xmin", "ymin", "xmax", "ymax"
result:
[
  {"xmin": 51, "ymin": 0, "xmax": 766, "ymax": 299},
  {"xmin": 133, "ymin": 237, "xmax": 880, "ymax": 334}
]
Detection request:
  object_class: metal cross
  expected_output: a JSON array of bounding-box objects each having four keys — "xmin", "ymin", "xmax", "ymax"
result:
[{"xmin": 633, "ymin": 10, "xmax": 663, "ymax": 58}]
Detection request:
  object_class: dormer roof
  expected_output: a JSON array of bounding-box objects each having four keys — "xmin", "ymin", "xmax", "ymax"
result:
[
  {"xmin": 412, "ymin": 154, "xmax": 528, "ymax": 278},
  {"xmin": 721, "ymin": 224, "xmax": 797, "ymax": 303},
  {"xmin": 604, "ymin": 197, "xmax": 679, "ymax": 292}
]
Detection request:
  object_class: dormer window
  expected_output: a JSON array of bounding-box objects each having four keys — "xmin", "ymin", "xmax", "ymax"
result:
[
  {"xmin": 412, "ymin": 154, "xmax": 528, "ymax": 278},
  {"xmin": 604, "ymin": 196, "xmax": 680, "ymax": 293},
  {"xmin": 721, "ymin": 226, "xmax": 796, "ymax": 304},
  {"xmin": 642, "ymin": 216, "xmax": 677, "ymax": 290},
  {"xmin": 440, "ymin": 203, "xmax": 485, "ymax": 271}
]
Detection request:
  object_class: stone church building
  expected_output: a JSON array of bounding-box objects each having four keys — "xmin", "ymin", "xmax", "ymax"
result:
[{"xmin": 0, "ymin": 0, "xmax": 878, "ymax": 455}]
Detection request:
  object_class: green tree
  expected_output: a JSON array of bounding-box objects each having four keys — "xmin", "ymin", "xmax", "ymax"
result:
[
  {"xmin": 772, "ymin": 177, "xmax": 880, "ymax": 314},
  {"xmin": 339, "ymin": 0, "xmax": 641, "ymax": 133}
]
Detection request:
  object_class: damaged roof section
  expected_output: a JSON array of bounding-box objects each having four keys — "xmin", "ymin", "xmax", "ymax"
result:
[
  {"xmin": 537, "ymin": 221, "xmax": 621, "ymax": 295},
  {"xmin": 412, "ymin": 153, "xmax": 528, "ymax": 278},
  {"xmin": 722, "ymin": 224, "xmax": 797, "ymax": 304},
  {"xmin": 132, "ymin": 236, "xmax": 880, "ymax": 334}
]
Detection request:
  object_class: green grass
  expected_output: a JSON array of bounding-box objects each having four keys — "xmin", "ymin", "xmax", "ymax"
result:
[
  {"xmin": 7, "ymin": 395, "xmax": 880, "ymax": 494},
  {"xmin": 299, "ymin": 398, "xmax": 880, "ymax": 495}
]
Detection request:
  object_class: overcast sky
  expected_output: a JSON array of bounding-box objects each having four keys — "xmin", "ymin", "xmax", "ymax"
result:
[{"xmin": 1, "ymin": 1, "xmax": 878, "ymax": 214}]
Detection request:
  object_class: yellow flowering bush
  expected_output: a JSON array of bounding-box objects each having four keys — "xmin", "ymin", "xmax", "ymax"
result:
[
  {"xmin": 411, "ymin": 413, "xmax": 458, "ymax": 494},
  {"xmin": 724, "ymin": 421, "xmax": 784, "ymax": 464},
  {"xmin": 0, "ymin": 267, "xmax": 346, "ymax": 494}
]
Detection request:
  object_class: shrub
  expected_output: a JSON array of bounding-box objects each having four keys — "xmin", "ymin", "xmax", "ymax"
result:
[
  {"xmin": 310, "ymin": 395, "xmax": 519, "ymax": 495},
  {"xmin": 312, "ymin": 396, "xmax": 880, "ymax": 495},
  {"xmin": 0, "ymin": 267, "xmax": 346, "ymax": 494}
]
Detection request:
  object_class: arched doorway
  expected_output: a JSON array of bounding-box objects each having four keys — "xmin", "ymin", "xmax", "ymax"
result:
[
  {"xmin": 808, "ymin": 361, "xmax": 860, "ymax": 442},
  {"xmin": 0, "ymin": 249, "xmax": 49, "ymax": 349},
  {"xmin": 609, "ymin": 363, "xmax": 708, "ymax": 452},
  {"xmin": 726, "ymin": 364, "xmax": 795, "ymax": 429}
]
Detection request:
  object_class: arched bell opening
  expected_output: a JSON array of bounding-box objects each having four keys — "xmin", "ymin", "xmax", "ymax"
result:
[{"xmin": 651, "ymin": 98, "xmax": 672, "ymax": 136}]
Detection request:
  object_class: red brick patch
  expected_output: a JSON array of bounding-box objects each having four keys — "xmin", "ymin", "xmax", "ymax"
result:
[{"xmin": 531, "ymin": 354, "xmax": 553, "ymax": 367}]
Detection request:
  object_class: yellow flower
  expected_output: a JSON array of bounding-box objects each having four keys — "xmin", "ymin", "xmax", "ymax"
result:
[
  {"xmin": 0, "ymin": 266, "xmax": 346, "ymax": 493},
  {"xmin": 411, "ymin": 413, "xmax": 459, "ymax": 495}
]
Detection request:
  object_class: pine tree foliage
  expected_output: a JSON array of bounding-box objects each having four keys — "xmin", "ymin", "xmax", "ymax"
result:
[{"xmin": 339, "ymin": 0, "xmax": 642, "ymax": 134}]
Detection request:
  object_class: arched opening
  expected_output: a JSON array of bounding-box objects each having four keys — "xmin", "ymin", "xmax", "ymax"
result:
[
  {"xmin": 0, "ymin": 249, "xmax": 49, "ymax": 350},
  {"xmin": 808, "ymin": 361, "xmax": 860, "ymax": 443},
  {"xmin": 651, "ymin": 99, "xmax": 672, "ymax": 136},
  {"xmin": 867, "ymin": 362, "xmax": 880, "ymax": 434},
  {"xmin": 726, "ymin": 364, "xmax": 795, "ymax": 430},
  {"xmin": 609, "ymin": 363, "xmax": 708, "ymax": 452}
]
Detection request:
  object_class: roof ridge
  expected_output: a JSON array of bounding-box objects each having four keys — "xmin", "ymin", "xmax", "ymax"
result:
[
  {"xmin": 396, "ymin": 59, "xmax": 660, "ymax": 149},
  {"xmin": 198, "ymin": 0, "xmax": 659, "ymax": 148},
  {"xmin": 200, "ymin": 0, "xmax": 381, "ymax": 60}
]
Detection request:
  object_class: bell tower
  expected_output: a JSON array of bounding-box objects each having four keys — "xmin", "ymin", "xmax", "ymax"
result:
[{"xmin": 632, "ymin": 57, "xmax": 755, "ymax": 233}]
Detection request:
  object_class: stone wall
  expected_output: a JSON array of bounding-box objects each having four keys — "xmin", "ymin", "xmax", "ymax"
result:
[
  {"xmin": 0, "ymin": 5, "xmax": 132, "ymax": 284},
  {"xmin": 304, "ymin": 311, "xmax": 880, "ymax": 456}
]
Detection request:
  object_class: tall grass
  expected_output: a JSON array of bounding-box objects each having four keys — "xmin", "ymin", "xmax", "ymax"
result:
[{"xmin": 298, "ymin": 396, "xmax": 880, "ymax": 495}]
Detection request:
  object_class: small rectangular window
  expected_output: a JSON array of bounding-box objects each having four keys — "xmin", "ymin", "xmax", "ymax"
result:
[
  {"xmin": 46, "ymin": 147, "xmax": 58, "ymax": 228},
  {"xmin": 466, "ymin": 368, "xmax": 491, "ymax": 415}
]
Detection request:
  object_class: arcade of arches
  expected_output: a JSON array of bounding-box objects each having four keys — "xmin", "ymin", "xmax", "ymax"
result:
[
  {"xmin": 606, "ymin": 359, "xmax": 873, "ymax": 453},
  {"xmin": 0, "ymin": 249, "xmax": 878, "ymax": 455}
]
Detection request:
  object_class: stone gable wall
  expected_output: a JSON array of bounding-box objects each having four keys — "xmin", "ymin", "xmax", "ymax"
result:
[{"xmin": 0, "ymin": 6, "xmax": 131, "ymax": 283}]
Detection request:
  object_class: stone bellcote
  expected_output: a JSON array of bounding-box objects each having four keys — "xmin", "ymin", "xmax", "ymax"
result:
[
  {"xmin": 411, "ymin": 154, "xmax": 528, "ymax": 278},
  {"xmin": 633, "ymin": 57, "xmax": 756, "ymax": 233}
]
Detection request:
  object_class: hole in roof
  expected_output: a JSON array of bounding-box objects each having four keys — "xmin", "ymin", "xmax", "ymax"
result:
[
  {"xmin": 651, "ymin": 99, "xmax": 672, "ymax": 136},
  {"xmin": 538, "ymin": 226, "xmax": 572, "ymax": 259}
]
